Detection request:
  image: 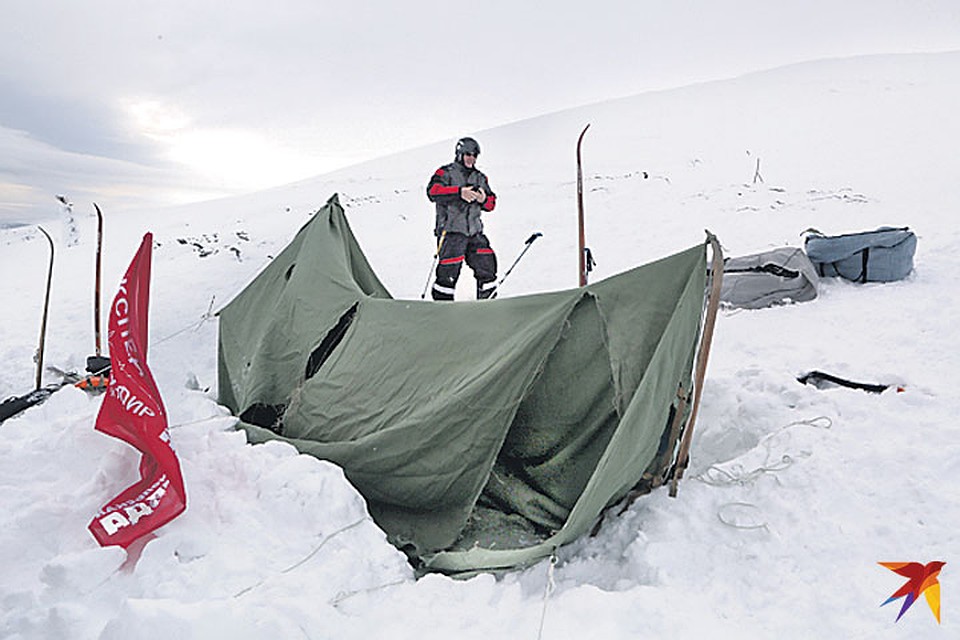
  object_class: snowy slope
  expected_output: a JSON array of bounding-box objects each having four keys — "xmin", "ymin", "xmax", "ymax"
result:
[{"xmin": 1, "ymin": 52, "xmax": 958, "ymax": 638}]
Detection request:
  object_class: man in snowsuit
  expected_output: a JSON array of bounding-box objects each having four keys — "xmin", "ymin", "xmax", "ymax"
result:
[{"xmin": 426, "ymin": 137, "xmax": 498, "ymax": 301}]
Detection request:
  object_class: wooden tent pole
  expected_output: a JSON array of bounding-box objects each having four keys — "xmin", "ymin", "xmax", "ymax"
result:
[{"xmin": 670, "ymin": 233, "xmax": 724, "ymax": 497}]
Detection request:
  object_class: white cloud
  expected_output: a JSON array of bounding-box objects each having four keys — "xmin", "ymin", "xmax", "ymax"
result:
[
  {"xmin": 124, "ymin": 99, "xmax": 192, "ymax": 136},
  {"xmin": 166, "ymin": 128, "xmax": 318, "ymax": 190}
]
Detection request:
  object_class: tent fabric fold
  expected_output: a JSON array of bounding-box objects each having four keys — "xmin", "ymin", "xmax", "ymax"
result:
[{"xmin": 218, "ymin": 194, "xmax": 713, "ymax": 574}]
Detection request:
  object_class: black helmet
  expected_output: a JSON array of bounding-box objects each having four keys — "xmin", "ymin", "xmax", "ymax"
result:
[{"xmin": 455, "ymin": 137, "xmax": 481, "ymax": 163}]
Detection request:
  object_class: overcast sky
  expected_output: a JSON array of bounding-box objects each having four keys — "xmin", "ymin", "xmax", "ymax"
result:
[{"xmin": 2, "ymin": 0, "xmax": 959, "ymax": 225}]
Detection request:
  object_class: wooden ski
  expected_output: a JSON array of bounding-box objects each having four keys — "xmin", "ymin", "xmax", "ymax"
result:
[
  {"xmin": 35, "ymin": 226, "xmax": 55, "ymax": 390},
  {"xmin": 577, "ymin": 124, "xmax": 590, "ymax": 286},
  {"xmin": 93, "ymin": 203, "xmax": 104, "ymax": 356}
]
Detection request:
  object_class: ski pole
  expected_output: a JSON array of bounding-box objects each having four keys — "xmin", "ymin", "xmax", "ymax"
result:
[
  {"xmin": 420, "ymin": 230, "xmax": 447, "ymax": 299},
  {"xmin": 491, "ymin": 232, "xmax": 542, "ymax": 298}
]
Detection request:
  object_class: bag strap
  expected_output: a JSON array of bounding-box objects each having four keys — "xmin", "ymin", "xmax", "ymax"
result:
[{"xmin": 725, "ymin": 264, "xmax": 800, "ymax": 279}]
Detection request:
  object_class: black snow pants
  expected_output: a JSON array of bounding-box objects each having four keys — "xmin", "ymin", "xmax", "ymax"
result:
[{"xmin": 431, "ymin": 232, "xmax": 498, "ymax": 301}]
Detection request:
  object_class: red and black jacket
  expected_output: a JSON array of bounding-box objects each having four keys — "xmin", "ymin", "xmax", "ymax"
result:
[{"xmin": 426, "ymin": 161, "xmax": 496, "ymax": 237}]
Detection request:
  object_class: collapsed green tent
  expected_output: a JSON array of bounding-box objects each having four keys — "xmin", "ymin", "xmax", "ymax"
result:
[{"xmin": 218, "ymin": 194, "xmax": 720, "ymax": 575}]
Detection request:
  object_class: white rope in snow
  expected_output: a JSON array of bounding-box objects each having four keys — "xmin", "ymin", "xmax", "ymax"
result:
[
  {"xmin": 281, "ymin": 517, "xmax": 369, "ymax": 574},
  {"xmin": 536, "ymin": 551, "xmax": 558, "ymax": 640},
  {"xmin": 696, "ymin": 417, "xmax": 833, "ymax": 534},
  {"xmin": 232, "ymin": 516, "xmax": 370, "ymax": 598},
  {"xmin": 167, "ymin": 414, "xmax": 237, "ymax": 431},
  {"xmin": 697, "ymin": 455, "xmax": 796, "ymax": 487},
  {"xmin": 716, "ymin": 502, "xmax": 769, "ymax": 531},
  {"xmin": 329, "ymin": 578, "xmax": 409, "ymax": 607},
  {"xmin": 695, "ymin": 416, "xmax": 832, "ymax": 488},
  {"xmin": 152, "ymin": 295, "xmax": 217, "ymax": 347}
]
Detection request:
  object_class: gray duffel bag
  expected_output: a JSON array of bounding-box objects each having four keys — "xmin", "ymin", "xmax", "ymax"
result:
[
  {"xmin": 804, "ymin": 226, "xmax": 917, "ymax": 283},
  {"xmin": 720, "ymin": 246, "xmax": 819, "ymax": 309}
]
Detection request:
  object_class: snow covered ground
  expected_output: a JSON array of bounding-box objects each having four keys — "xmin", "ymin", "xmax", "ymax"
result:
[{"xmin": 1, "ymin": 51, "xmax": 958, "ymax": 638}]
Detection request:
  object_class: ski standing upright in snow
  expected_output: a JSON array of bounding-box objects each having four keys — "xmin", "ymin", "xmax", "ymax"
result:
[{"xmin": 577, "ymin": 124, "xmax": 594, "ymax": 286}]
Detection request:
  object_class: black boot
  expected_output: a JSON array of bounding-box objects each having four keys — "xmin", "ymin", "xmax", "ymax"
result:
[{"xmin": 477, "ymin": 280, "xmax": 497, "ymax": 300}]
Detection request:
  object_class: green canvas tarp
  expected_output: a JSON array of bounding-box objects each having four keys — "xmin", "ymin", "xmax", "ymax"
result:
[{"xmin": 218, "ymin": 194, "xmax": 716, "ymax": 575}]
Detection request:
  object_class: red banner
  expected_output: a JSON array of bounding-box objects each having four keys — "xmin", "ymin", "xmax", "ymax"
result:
[{"xmin": 88, "ymin": 233, "xmax": 186, "ymax": 548}]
